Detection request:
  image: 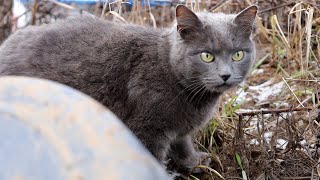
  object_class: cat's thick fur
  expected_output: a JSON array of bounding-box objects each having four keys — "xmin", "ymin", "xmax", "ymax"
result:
[{"xmin": 0, "ymin": 5, "xmax": 257, "ymax": 171}]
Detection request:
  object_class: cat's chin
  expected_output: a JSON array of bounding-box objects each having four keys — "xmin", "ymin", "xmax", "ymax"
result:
[{"xmin": 207, "ymin": 84, "xmax": 234, "ymax": 93}]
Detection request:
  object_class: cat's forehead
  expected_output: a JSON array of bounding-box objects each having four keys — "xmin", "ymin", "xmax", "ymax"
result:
[
  {"xmin": 196, "ymin": 12, "xmax": 236, "ymax": 29},
  {"xmin": 197, "ymin": 12, "xmax": 236, "ymax": 39},
  {"xmin": 195, "ymin": 12, "xmax": 247, "ymax": 50}
]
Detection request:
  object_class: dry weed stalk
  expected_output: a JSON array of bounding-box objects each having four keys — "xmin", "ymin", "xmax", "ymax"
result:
[{"xmin": 31, "ymin": 0, "xmax": 39, "ymax": 25}]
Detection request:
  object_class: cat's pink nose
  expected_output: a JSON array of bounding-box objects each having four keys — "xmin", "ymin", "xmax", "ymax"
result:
[{"xmin": 220, "ymin": 74, "xmax": 231, "ymax": 81}]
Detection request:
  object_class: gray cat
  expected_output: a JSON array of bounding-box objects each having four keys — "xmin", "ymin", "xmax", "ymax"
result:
[{"xmin": 0, "ymin": 5, "xmax": 257, "ymax": 172}]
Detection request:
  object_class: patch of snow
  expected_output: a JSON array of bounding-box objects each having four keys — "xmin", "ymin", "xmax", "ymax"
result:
[
  {"xmin": 249, "ymin": 80, "xmax": 284, "ymax": 102},
  {"xmin": 234, "ymin": 84, "xmax": 248, "ymax": 104},
  {"xmin": 310, "ymin": 144, "xmax": 315, "ymax": 148},
  {"xmin": 250, "ymin": 139, "xmax": 259, "ymax": 145},
  {"xmin": 298, "ymin": 120, "xmax": 305, "ymax": 127},
  {"xmin": 244, "ymin": 117, "xmax": 263, "ymax": 133},
  {"xmin": 245, "ymin": 125, "xmax": 259, "ymax": 133},
  {"xmin": 273, "ymin": 101, "xmax": 289, "ymax": 107},
  {"xmin": 232, "ymin": 79, "xmax": 284, "ymax": 106},
  {"xmin": 235, "ymin": 92, "xmax": 248, "ymax": 104},
  {"xmin": 300, "ymin": 140, "xmax": 307, "ymax": 146},
  {"xmin": 251, "ymin": 69, "xmax": 264, "ymax": 75},
  {"xmin": 276, "ymin": 139, "xmax": 288, "ymax": 149},
  {"xmin": 264, "ymin": 132, "xmax": 273, "ymax": 143},
  {"xmin": 236, "ymin": 109, "xmax": 253, "ymax": 113},
  {"xmin": 240, "ymin": 111, "xmax": 274, "ymax": 133},
  {"xmin": 13, "ymin": 0, "xmax": 29, "ymax": 29}
]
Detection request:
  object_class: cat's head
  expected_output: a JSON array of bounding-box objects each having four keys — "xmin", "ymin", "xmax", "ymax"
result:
[{"xmin": 169, "ymin": 5, "xmax": 257, "ymax": 93}]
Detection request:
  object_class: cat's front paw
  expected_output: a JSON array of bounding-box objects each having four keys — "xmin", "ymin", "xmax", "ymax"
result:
[
  {"xmin": 178, "ymin": 151, "xmax": 212, "ymax": 173},
  {"xmin": 191, "ymin": 152, "xmax": 212, "ymax": 173}
]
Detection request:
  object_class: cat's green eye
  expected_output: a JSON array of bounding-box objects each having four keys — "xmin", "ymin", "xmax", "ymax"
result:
[
  {"xmin": 200, "ymin": 52, "xmax": 215, "ymax": 63},
  {"xmin": 232, "ymin": 50, "xmax": 244, "ymax": 61}
]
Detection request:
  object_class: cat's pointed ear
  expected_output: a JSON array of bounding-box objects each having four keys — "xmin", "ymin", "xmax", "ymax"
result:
[
  {"xmin": 176, "ymin": 5, "xmax": 202, "ymax": 39},
  {"xmin": 233, "ymin": 5, "xmax": 258, "ymax": 32}
]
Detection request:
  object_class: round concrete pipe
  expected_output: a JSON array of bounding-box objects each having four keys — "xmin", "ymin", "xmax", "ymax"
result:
[{"xmin": 0, "ymin": 76, "xmax": 169, "ymax": 180}]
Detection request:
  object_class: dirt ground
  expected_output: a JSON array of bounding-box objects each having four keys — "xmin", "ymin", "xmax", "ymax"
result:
[{"xmin": 167, "ymin": 1, "xmax": 320, "ymax": 179}]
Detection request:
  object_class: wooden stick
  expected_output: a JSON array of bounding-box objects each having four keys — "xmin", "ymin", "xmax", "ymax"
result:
[
  {"xmin": 236, "ymin": 106, "xmax": 317, "ymax": 116},
  {"xmin": 209, "ymin": 0, "xmax": 228, "ymax": 12},
  {"xmin": 31, "ymin": 0, "xmax": 39, "ymax": 25},
  {"xmin": 46, "ymin": 0, "xmax": 75, "ymax": 10},
  {"xmin": 258, "ymin": 2, "xmax": 295, "ymax": 14},
  {"xmin": 283, "ymin": 78, "xmax": 304, "ymax": 107}
]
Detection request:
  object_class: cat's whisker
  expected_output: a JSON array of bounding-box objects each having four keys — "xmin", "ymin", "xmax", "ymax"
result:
[
  {"xmin": 186, "ymin": 83, "xmax": 204, "ymax": 102},
  {"xmin": 234, "ymin": 77, "xmax": 243, "ymax": 80},
  {"xmin": 233, "ymin": 76, "xmax": 243, "ymax": 79},
  {"xmin": 165, "ymin": 81, "xmax": 203, "ymax": 109},
  {"xmin": 192, "ymin": 85, "xmax": 206, "ymax": 105},
  {"xmin": 202, "ymin": 76, "xmax": 213, "ymax": 79},
  {"xmin": 184, "ymin": 79, "xmax": 204, "ymax": 83},
  {"xmin": 196, "ymin": 86, "xmax": 208, "ymax": 107},
  {"xmin": 201, "ymin": 81, "xmax": 219, "ymax": 86},
  {"xmin": 188, "ymin": 84, "xmax": 205, "ymax": 104},
  {"xmin": 177, "ymin": 77, "xmax": 202, "ymax": 84}
]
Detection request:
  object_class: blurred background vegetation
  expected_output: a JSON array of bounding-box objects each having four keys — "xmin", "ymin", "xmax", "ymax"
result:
[{"xmin": 0, "ymin": 0, "xmax": 13, "ymax": 44}]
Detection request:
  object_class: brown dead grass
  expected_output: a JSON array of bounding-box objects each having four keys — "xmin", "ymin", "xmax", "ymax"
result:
[{"xmin": 201, "ymin": 1, "xmax": 320, "ymax": 179}]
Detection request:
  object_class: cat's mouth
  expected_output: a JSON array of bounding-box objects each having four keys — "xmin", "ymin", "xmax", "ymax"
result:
[
  {"xmin": 217, "ymin": 83, "xmax": 232, "ymax": 88},
  {"xmin": 207, "ymin": 83, "xmax": 233, "ymax": 93}
]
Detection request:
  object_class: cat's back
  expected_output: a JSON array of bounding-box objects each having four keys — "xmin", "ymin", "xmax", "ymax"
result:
[
  {"xmin": 0, "ymin": 14, "xmax": 159, "ymax": 48},
  {"xmin": 0, "ymin": 15, "xmax": 112, "ymax": 56},
  {"xmin": 0, "ymin": 15, "xmax": 162, "ymax": 75}
]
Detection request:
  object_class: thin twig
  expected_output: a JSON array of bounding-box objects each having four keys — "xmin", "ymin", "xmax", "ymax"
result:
[
  {"xmin": 101, "ymin": 0, "xmax": 109, "ymax": 18},
  {"xmin": 31, "ymin": 0, "xmax": 39, "ymax": 25},
  {"xmin": 236, "ymin": 106, "xmax": 317, "ymax": 116},
  {"xmin": 258, "ymin": 2, "xmax": 295, "ymax": 14},
  {"xmin": 210, "ymin": 0, "xmax": 228, "ymax": 12},
  {"xmin": 283, "ymin": 177, "xmax": 313, "ymax": 179},
  {"xmin": 285, "ymin": 78, "xmax": 320, "ymax": 82},
  {"xmin": 45, "ymin": 0, "xmax": 75, "ymax": 10},
  {"xmin": 12, "ymin": 10, "xmax": 30, "ymax": 22},
  {"xmin": 283, "ymin": 78, "xmax": 304, "ymax": 107},
  {"xmin": 305, "ymin": 7, "xmax": 314, "ymax": 70}
]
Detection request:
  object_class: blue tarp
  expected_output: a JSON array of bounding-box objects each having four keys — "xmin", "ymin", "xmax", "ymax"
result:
[{"xmin": 18, "ymin": 0, "xmax": 173, "ymax": 6}]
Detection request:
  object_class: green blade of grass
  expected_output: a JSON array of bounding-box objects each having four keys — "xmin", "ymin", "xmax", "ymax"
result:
[{"xmin": 235, "ymin": 153, "xmax": 243, "ymax": 170}]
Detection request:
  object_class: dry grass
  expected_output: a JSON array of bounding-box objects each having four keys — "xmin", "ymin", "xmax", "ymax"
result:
[
  {"xmin": 14, "ymin": 0, "xmax": 320, "ymax": 179},
  {"xmin": 198, "ymin": 1, "xmax": 320, "ymax": 179}
]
